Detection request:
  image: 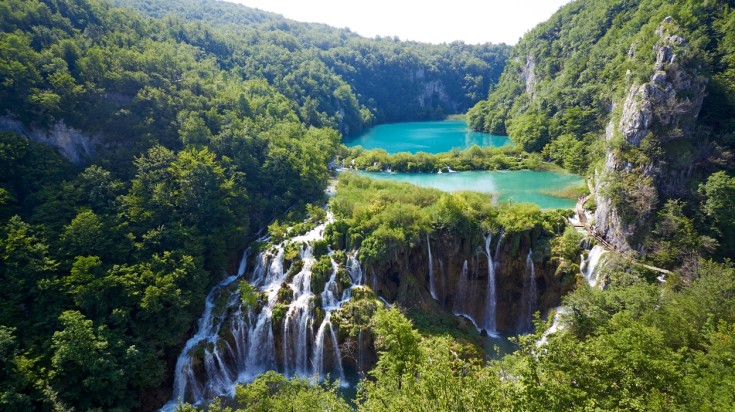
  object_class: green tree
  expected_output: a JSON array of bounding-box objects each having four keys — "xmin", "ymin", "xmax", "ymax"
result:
[
  {"xmin": 700, "ymin": 171, "xmax": 735, "ymax": 256},
  {"xmin": 50, "ymin": 310, "xmax": 125, "ymax": 410},
  {"xmin": 233, "ymin": 371, "xmax": 350, "ymax": 412}
]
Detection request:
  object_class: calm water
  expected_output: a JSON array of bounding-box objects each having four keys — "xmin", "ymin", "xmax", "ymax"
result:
[
  {"xmin": 345, "ymin": 120, "xmax": 511, "ymax": 153},
  {"xmin": 356, "ymin": 170, "xmax": 582, "ymax": 209}
]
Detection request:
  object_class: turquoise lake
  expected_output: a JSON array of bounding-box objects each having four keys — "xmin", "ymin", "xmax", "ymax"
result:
[
  {"xmin": 344, "ymin": 120, "xmax": 582, "ymax": 209},
  {"xmin": 345, "ymin": 120, "xmax": 511, "ymax": 154},
  {"xmin": 356, "ymin": 170, "xmax": 582, "ymax": 209}
]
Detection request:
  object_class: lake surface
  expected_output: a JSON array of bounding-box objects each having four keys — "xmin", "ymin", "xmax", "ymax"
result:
[
  {"xmin": 345, "ymin": 120, "xmax": 511, "ymax": 154},
  {"xmin": 356, "ymin": 170, "xmax": 582, "ymax": 209}
]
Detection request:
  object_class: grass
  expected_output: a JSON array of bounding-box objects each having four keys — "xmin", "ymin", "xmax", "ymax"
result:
[{"xmin": 541, "ymin": 183, "xmax": 587, "ymax": 199}]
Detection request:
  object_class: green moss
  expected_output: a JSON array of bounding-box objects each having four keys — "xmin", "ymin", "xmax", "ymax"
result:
[
  {"xmin": 277, "ymin": 283, "xmax": 294, "ymax": 303},
  {"xmin": 286, "ymin": 259, "xmax": 304, "ymax": 282},
  {"xmin": 310, "ymin": 255, "xmax": 333, "ymax": 293},
  {"xmin": 272, "ymin": 303, "xmax": 289, "ymax": 324}
]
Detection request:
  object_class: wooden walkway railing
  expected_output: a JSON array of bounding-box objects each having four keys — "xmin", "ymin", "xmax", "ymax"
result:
[{"xmin": 573, "ymin": 195, "xmax": 671, "ymax": 276}]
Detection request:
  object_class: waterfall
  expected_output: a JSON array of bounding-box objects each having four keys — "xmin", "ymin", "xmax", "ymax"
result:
[
  {"xmin": 483, "ymin": 234, "xmax": 497, "ymax": 335},
  {"xmin": 536, "ymin": 307, "xmax": 568, "ymax": 347},
  {"xmin": 583, "ymin": 245, "xmax": 607, "ymax": 288},
  {"xmin": 494, "ymin": 228, "xmax": 505, "ymax": 271},
  {"xmin": 452, "ymin": 260, "xmax": 481, "ymax": 333},
  {"xmin": 427, "ymin": 233, "xmax": 438, "ymax": 301},
  {"xmin": 312, "ymin": 313, "xmax": 345, "ymax": 383},
  {"xmin": 346, "ymin": 251, "xmax": 363, "ymax": 286},
  {"xmin": 163, "ymin": 215, "xmax": 363, "ymax": 409},
  {"xmin": 165, "ymin": 250, "xmax": 249, "ymax": 411},
  {"xmin": 357, "ymin": 328, "xmax": 366, "ymax": 374},
  {"xmin": 518, "ymin": 249, "xmax": 537, "ymax": 333}
]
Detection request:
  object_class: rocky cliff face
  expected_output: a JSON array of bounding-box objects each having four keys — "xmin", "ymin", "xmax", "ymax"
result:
[
  {"xmin": 369, "ymin": 229, "xmax": 567, "ymax": 334},
  {"xmin": 594, "ymin": 17, "xmax": 707, "ymax": 253},
  {"xmin": 0, "ymin": 117, "xmax": 99, "ymax": 163}
]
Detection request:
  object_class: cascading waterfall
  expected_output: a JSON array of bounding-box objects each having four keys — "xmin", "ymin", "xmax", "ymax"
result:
[
  {"xmin": 518, "ymin": 249, "xmax": 537, "ymax": 333},
  {"xmin": 164, "ymin": 250, "xmax": 249, "ymax": 411},
  {"xmin": 346, "ymin": 251, "xmax": 363, "ymax": 286},
  {"xmin": 583, "ymin": 245, "xmax": 607, "ymax": 288},
  {"xmin": 538, "ymin": 241, "xmax": 608, "ymax": 347},
  {"xmin": 494, "ymin": 228, "xmax": 505, "ymax": 270},
  {"xmin": 483, "ymin": 233, "xmax": 497, "ymax": 335},
  {"xmin": 536, "ymin": 307, "xmax": 568, "ymax": 347},
  {"xmin": 312, "ymin": 313, "xmax": 346, "ymax": 382},
  {"xmin": 427, "ymin": 233, "xmax": 438, "ymax": 301},
  {"xmin": 452, "ymin": 259, "xmax": 482, "ymax": 333},
  {"xmin": 163, "ymin": 216, "xmax": 365, "ymax": 409}
]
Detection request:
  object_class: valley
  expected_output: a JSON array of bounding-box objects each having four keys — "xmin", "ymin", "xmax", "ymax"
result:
[{"xmin": 1, "ymin": 0, "xmax": 734, "ymax": 411}]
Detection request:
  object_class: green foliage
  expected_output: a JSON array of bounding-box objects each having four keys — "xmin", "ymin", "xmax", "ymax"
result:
[
  {"xmin": 506, "ymin": 112, "xmax": 549, "ymax": 152},
  {"xmin": 647, "ymin": 200, "xmax": 705, "ymax": 275},
  {"xmin": 0, "ymin": 327, "xmax": 35, "ymax": 411},
  {"xmin": 699, "ymin": 171, "xmax": 735, "ymax": 257},
  {"xmin": 311, "ymin": 239, "xmax": 330, "ymax": 259},
  {"xmin": 551, "ymin": 226, "xmax": 584, "ymax": 278},
  {"xmin": 50, "ymin": 310, "xmax": 126, "ymax": 410},
  {"xmin": 239, "ymin": 281, "xmax": 259, "ymax": 308},
  {"xmin": 233, "ymin": 371, "xmax": 350, "ymax": 412},
  {"xmin": 358, "ymin": 308, "xmax": 510, "ymax": 411},
  {"xmin": 366, "ymin": 308, "xmax": 422, "ymax": 383},
  {"xmin": 495, "ymin": 202, "xmax": 542, "ymax": 233},
  {"xmin": 338, "ymin": 143, "xmax": 559, "ymax": 173},
  {"xmin": 310, "ymin": 255, "xmax": 333, "ymax": 293}
]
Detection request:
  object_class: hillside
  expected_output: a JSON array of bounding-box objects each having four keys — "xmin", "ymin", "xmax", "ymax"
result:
[
  {"xmin": 113, "ymin": 0, "xmax": 510, "ymax": 127},
  {"xmin": 469, "ymin": 0, "xmax": 735, "ymax": 265}
]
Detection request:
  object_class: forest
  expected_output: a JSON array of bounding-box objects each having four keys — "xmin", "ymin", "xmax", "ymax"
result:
[{"xmin": 1, "ymin": 0, "xmax": 735, "ymax": 411}]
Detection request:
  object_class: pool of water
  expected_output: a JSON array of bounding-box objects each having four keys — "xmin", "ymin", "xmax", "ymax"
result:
[
  {"xmin": 355, "ymin": 170, "xmax": 582, "ymax": 209},
  {"xmin": 344, "ymin": 120, "xmax": 511, "ymax": 154}
]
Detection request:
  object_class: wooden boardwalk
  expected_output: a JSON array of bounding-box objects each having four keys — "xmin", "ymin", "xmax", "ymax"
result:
[{"xmin": 573, "ymin": 195, "xmax": 671, "ymax": 276}]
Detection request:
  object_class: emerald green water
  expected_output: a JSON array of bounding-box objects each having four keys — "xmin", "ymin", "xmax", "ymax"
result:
[
  {"xmin": 345, "ymin": 120, "xmax": 510, "ymax": 153},
  {"xmin": 357, "ymin": 170, "xmax": 582, "ymax": 209}
]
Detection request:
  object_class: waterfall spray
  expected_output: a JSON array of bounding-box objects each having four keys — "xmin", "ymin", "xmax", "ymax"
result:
[{"xmin": 483, "ymin": 234, "xmax": 497, "ymax": 335}]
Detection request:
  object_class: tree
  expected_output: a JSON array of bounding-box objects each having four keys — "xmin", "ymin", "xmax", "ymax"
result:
[
  {"xmin": 50, "ymin": 310, "xmax": 125, "ymax": 410},
  {"xmin": 0, "ymin": 216, "xmax": 57, "ymax": 345},
  {"xmin": 506, "ymin": 112, "xmax": 549, "ymax": 152},
  {"xmin": 700, "ymin": 171, "xmax": 735, "ymax": 256},
  {"xmin": 233, "ymin": 371, "xmax": 350, "ymax": 412}
]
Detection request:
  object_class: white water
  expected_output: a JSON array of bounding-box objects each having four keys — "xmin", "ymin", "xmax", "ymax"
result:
[
  {"xmin": 536, "ymin": 307, "xmax": 568, "ymax": 347},
  {"xmin": 537, "ymin": 241, "xmax": 607, "ymax": 347},
  {"xmin": 518, "ymin": 249, "xmax": 537, "ymax": 333},
  {"xmin": 452, "ymin": 259, "xmax": 482, "ymax": 333},
  {"xmin": 163, "ymin": 217, "xmax": 362, "ymax": 408},
  {"xmin": 163, "ymin": 250, "xmax": 249, "ymax": 411},
  {"xmin": 483, "ymin": 233, "xmax": 497, "ymax": 335},
  {"xmin": 494, "ymin": 228, "xmax": 505, "ymax": 271},
  {"xmin": 583, "ymin": 245, "xmax": 607, "ymax": 288},
  {"xmin": 427, "ymin": 234, "xmax": 438, "ymax": 301}
]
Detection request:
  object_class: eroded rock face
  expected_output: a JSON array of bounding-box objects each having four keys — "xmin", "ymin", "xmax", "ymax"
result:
[
  {"xmin": 522, "ymin": 54, "xmax": 536, "ymax": 98},
  {"xmin": 369, "ymin": 229, "xmax": 566, "ymax": 335},
  {"xmin": 0, "ymin": 117, "xmax": 100, "ymax": 163},
  {"xmin": 594, "ymin": 17, "xmax": 707, "ymax": 253}
]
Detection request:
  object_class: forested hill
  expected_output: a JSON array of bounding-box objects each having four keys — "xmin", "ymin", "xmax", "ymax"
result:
[
  {"xmin": 469, "ymin": 0, "xmax": 735, "ymax": 266},
  {"xmin": 112, "ymin": 0, "xmax": 510, "ymax": 127}
]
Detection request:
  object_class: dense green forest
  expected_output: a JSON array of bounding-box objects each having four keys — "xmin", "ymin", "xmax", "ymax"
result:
[
  {"xmin": 2, "ymin": 0, "xmax": 735, "ymax": 411},
  {"xmin": 112, "ymin": 0, "xmax": 510, "ymax": 127}
]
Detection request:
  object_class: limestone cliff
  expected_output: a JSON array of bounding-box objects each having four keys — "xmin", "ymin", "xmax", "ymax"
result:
[
  {"xmin": 0, "ymin": 117, "xmax": 100, "ymax": 163},
  {"xmin": 593, "ymin": 17, "xmax": 707, "ymax": 253},
  {"xmin": 368, "ymin": 228, "xmax": 569, "ymax": 334}
]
